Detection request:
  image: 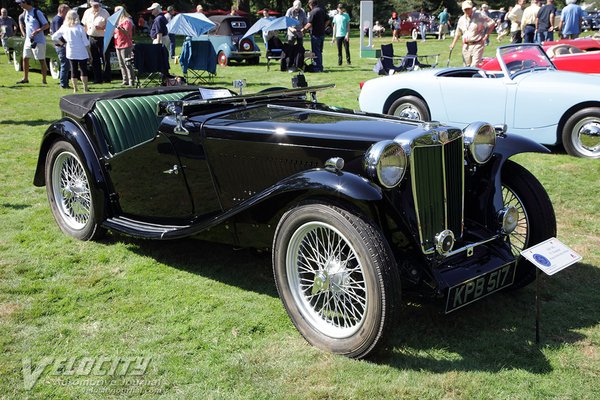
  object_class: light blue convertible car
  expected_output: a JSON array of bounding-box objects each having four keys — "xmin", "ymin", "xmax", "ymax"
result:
[
  {"xmin": 359, "ymin": 44, "xmax": 600, "ymax": 158},
  {"xmin": 198, "ymin": 15, "xmax": 261, "ymax": 66}
]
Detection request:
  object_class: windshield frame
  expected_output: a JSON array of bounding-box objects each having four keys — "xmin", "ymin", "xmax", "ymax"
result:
[{"xmin": 496, "ymin": 44, "xmax": 556, "ymax": 80}]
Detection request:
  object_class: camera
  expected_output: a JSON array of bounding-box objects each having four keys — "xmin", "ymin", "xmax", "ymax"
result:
[{"xmin": 30, "ymin": 41, "xmax": 37, "ymax": 49}]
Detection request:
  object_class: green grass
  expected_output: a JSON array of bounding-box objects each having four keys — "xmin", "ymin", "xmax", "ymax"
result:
[{"xmin": 1, "ymin": 33, "xmax": 599, "ymax": 399}]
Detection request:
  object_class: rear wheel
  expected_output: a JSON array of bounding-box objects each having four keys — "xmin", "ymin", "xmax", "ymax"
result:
[
  {"xmin": 273, "ymin": 203, "xmax": 400, "ymax": 358},
  {"xmin": 247, "ymin": 56, "xmax": 260, "ymax": 65},
  {"xmin": 411, "ymin": 28, "xmax": 419, "ymax": 40},
  {"xmin": 217, "ymin": 51, "xmax": 228, "ymax": 66},
  {"xmin": 561, "ymin": 107, "xmax": 600, "ymax": 158},
  {"xmin": 45, "ymin": 140, "xmax": 105, "ymax": 241},
  {"xmin": 388, "ymin": 95, "xmax": 430, "ymax": 121},
  {"xmin": 501, "ymin": 160, "xmax": 556, "ymax": 289}
]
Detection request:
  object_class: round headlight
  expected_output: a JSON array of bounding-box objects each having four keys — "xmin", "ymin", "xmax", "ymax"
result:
[
  {"xmin": 463, "ymin": 122, "xmax": 496, "ymax": 164},
  {"xmin": 364, "ymin": 141, "xmax": 407, "ymax": 188}
]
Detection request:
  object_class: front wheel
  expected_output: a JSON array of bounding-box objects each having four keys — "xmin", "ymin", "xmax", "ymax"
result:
[
  {"xmin": 562, "ymin": 107, "xmax": 600, "ymax": 158},
  {"xmin": 273, "ymin": 203, "xmax": 400, "ymax": 358},
  {"xmin": 501, "ymin": 160, "xmax": 556, "ymax": 289},
  {"xmin": 388, "ymin": 95, "xmax": 430, "ymax": 121},
  {"xmin": 45, "ymin": 140, "xmax": 105, "ymax": 241},
  {"xmin": 411, "ymin": 28, "xmax": 419, "ymax": 41},
  {"xmin": 49, "ymin": 58, "xmax": 60, "ymax": 80},
  {"xmin": 217, "ymin": 51, "xmax": 228, "ymax": 66}
]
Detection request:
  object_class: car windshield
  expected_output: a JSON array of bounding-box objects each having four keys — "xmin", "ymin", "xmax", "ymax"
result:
[{"xmin": 498, "ymin": 45, "xmax": 555, "ymax": 79}]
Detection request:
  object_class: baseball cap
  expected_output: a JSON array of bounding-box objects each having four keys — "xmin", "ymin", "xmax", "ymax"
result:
[
  {"xmin": 147, "ymin": 3, "xmax": 161, "ymax": 11},
  {"xmin": 462, "ymin": 1, "xmax": 473, "ymax": 10}
]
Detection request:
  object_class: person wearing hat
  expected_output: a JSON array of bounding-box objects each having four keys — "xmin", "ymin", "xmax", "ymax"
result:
[
  {"xmin": 450, "ymin": 1, "xmax": 495, "ymax": 67},
  {"xmin": 520, "ymin": 0, "xmax": 541, "ymax": 43},
  {"xmin": 81, "ymin": 0, "xmax": 111, "ymax": 84},
  {"xmin": 15, "ymin": 0, "xmax": 49, "ymax": 85},
  {"xmin": 331, "ymin": 3, "xmax": 350, "ymax": 66},
  {"xmin": 148, "ymin": 3, "xmax": 170, "ymax": 50},
  {"xmin": 165, "ymin": 5, "xmax": 176, "ymax": 59},
  {"xmin": 286, "ymin": 1, "xmax": 307, "ymax": 46}
]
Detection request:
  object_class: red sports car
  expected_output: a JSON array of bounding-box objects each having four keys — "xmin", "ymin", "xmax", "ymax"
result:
[{"xmin": 479, "ymin": 38, "xmax": 600, "ymax": 74}]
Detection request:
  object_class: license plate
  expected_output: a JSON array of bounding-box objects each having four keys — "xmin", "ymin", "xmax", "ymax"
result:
[{"xmin": 445, "ymin": 262, "xmax": 516, "ymax": 313}]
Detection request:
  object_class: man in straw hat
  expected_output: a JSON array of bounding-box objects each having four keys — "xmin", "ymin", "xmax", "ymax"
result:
[{"xmin": 450, "ymin": 1, "xmax": 496, "ymax": 67}]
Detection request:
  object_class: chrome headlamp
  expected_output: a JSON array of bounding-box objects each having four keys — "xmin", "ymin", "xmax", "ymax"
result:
[
  {"xmin": 364, "ymin": 141, "xmax": 407, "ymax": 189},
  {"xmin": 463, "ymin": 122, "xmax": 496, "ymax": 164}
]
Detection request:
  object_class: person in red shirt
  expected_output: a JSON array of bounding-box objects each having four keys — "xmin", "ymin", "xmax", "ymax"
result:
[{"xmin": 114, "ymin": 6, "xmax": 134, "ymax": 86}]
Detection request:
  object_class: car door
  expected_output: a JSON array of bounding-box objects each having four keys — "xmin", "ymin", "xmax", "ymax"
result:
[
  {"xmin": 106, "ymin": 126, "xmax": 194, "ymax": 222},
  {"xmin": 438, "ymin": 74, "xmax": 509, "ymax": 127}
]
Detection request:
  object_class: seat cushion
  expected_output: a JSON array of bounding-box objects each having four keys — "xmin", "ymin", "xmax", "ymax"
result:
[{"xmin": 92, "ymin": 92, "xmax": 189, "ymax": 155}]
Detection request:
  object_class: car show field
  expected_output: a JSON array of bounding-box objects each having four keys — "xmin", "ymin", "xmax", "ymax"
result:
[{"xmin": 0, "ymin": 32, "xmax": 599, "ymax": 398}]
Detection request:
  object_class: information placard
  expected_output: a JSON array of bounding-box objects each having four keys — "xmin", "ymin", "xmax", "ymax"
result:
[{"xmin": 521, "ymin": 237, "xmax": 582, "ymax": 275}]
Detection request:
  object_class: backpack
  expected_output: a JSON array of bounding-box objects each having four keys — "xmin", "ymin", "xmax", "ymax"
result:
[{"xmin": 32, "ymin": 7, "xmax": 50, "ymax": 35}]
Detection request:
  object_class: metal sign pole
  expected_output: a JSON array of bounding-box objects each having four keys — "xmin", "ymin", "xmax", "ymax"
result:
[{"xmin": 535, "ymin": 266, "xmax": 540, "ymax": 344}]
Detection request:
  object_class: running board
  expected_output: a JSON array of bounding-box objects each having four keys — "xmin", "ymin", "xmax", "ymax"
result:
[{"xmin": 103, "ymin": 217, "xmax": 190, "ymax": 239}]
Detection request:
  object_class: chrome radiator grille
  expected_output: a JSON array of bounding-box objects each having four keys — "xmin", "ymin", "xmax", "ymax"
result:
[{"xmin": 410, "ymin": 135, "xmax": 464, "ymax": 253}]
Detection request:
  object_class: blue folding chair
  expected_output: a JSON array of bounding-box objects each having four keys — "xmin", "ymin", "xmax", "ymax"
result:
[{"xmin": 179, "ymin": 39, "xmax": 217, "ymax": 84}]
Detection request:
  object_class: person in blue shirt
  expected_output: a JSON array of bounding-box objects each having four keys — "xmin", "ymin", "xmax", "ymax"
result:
[
  {"xmin": 559, "ymin": 0, "xmax": 585, "ymax": 39},
  {"xmin": 16, "ymin": 0, "xmax": 49, "ymax": 85},
  {"xmin": 50, "ymin": 4, "xmax": 70, "ymax": 89}
]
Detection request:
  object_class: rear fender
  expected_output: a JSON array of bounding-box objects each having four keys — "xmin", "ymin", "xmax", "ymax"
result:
[{"xmin": 33, "ymin": 118, "xmax": 112, "ymax": 217}]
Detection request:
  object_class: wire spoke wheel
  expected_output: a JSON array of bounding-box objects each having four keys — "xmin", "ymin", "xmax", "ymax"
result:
[
  {"xmin": 45, "ymin": 140, "xmax": 104, "ymax": 241},
  {"xmin": 502, "ymin": 185, "xmax": 529, "ymax": 256},
  {"xmin": 52, "ymin": 151, "xmax": 92, "ymax": 230},
  {"xmin": 287, "ymin": 221, "xmax": 367, "ymax": 338},
  {"xmin": 273, "ymin": 203, "xmax": 400, "ymax": 358}
]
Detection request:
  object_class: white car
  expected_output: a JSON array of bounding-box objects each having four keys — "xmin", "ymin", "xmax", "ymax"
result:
[{"xmin": 359, "ymin": 44, "xmax": 600, "ymax": 159}]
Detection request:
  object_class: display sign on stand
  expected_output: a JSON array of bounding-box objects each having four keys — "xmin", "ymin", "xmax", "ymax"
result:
[{"xmin": 359, "ymin": 1, "xmax": 379, "ymax": 58}]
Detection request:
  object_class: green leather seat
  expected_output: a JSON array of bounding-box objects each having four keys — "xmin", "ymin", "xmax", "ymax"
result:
[{"xmin": 92, "ymin": 92, "xmax": 189, "ymax": 155}]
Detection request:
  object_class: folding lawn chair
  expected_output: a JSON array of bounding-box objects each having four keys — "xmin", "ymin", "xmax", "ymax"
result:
[
  {"xmin": 133, "ymin": 43, "xmax": 170, "ymax": 88},
  {"xmin": 406, "ymin": 41, "xmax": 439, "ymax": 69},
  {"xmin": 266, "ymin": 36, "xmax": 284, "ymax": 71},
  {"xmin": 375, "ymin": 43, "xmax": 416, "ymax": 75},
  {"xmin": 179, "ymin": 39, "xmax": 217, "ymax": 84}
]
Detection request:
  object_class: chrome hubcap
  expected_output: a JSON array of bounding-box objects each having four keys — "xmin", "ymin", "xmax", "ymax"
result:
[
  {"xmin": 502, "ymin": 185, "xmax": 529, "ymax": 256},
  {"xmin": 52, "ymin": 151, "xmax": 91, "ymax": 230},
  {"xmin": 572, "ymin": 117, "xmax": 600, "ymax": 157},
  {"xmin": 286, "ymin": 222, "xmax": 367, "ymax": 338},
  {"xmin": 394, "ymin": 104, "xmax": 421, "ymax": 120}
]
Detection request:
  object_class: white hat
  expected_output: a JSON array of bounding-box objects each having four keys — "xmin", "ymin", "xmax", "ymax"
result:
[
  {"xmin": 293, "ymin": 1, "xmax": 302, "ymax": 9},
  {"xmin": 462, "ymin": 1, "xmax": 473, "ymax": 10},
  {"xmin": 90, "ymin": 1, "xmax": 101, "ymax": 6},
  {"xmin": 147, "ymin": 3, "xmax": 161, "ymax": 11}
]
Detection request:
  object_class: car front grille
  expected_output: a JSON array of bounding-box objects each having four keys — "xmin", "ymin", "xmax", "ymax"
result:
[{"xmin": 410, "ymin": 134, "xmax": 464, "ymax": 253}]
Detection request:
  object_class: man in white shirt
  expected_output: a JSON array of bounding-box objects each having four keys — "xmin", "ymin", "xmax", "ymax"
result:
[{"xmin": 81, "ymin": 0, "xmax": 111, "ymax": 83}]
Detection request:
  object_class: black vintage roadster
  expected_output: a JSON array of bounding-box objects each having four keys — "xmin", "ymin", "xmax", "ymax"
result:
[{"xmin": 35, "ymin": 85, "xmax": 556, "ymax": 358}]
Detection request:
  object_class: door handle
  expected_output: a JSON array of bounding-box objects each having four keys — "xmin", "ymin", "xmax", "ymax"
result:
[{"xmin": 163, "ymin": 165, "xmax": 180, "ymax": 175}]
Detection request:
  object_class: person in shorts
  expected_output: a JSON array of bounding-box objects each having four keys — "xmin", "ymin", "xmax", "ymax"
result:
[{"xmin": 16, "ymin": 0, "xmax": 49, "ymax": 85}]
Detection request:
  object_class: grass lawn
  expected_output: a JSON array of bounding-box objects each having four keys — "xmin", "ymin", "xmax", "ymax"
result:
[{"xmin": 0, "ymin": 32, "xmax": 599, "ymax": 399}]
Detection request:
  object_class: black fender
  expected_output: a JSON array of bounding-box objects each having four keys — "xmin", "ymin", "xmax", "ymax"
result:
[
  {"xmin": 33, "ymin": 118, "xmax": 112, "ymax": 218},
  {"xmin": 491, "ymin": 133, "xmax": 550, "ymax": 211},
  {"xmin": 162, "ymin": 168, "xmax": 383, "ymax": 239}
]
